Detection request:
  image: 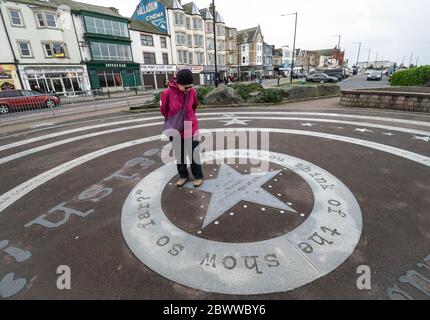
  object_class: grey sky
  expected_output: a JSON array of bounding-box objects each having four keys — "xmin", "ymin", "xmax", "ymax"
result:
[{"xmin": 84, "ymin": 0, "xmax": 430, "ymax": 66}]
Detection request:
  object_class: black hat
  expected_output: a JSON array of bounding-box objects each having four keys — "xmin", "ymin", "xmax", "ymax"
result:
[{"xmin": 176, "ymin": 69, "xmax": 194, "ymax": 85}]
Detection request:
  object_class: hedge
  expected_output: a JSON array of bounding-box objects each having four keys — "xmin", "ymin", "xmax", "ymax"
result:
[{"xmin": 391, "ymin": 65, "xmax": 430, "ymax": 86}]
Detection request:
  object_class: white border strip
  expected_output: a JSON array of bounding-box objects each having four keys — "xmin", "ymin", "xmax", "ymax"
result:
[
  {"xmin": 1, "ymin": 116, "xmax": 429, "ymax": 166},
  {"xmin": 1, "ymin": 112, "xmax": 430, "ymax": 152}
]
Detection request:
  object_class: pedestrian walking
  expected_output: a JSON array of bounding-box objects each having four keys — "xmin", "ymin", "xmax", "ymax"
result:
[{"xmin": 160, "ymin": 69, "xmax": 204, "ymax": 188}]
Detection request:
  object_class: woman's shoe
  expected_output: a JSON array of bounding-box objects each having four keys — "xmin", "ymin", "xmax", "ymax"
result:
[
  {"xmin": 176, "ymin": 178, "xmax": 189, "ymax": 187},
  {"xmin": 194, "ymin": 179, "xmax": 204, "ymax": 188}
]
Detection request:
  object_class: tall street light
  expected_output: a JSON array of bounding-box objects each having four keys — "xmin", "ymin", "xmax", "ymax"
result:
[
  {"xmin": 330, "ymin": 35, "xmax": 342, "ymax": 66},
  {"xmin": 353, "ymin": 42, "xmax": 362, "ymax": 67},
  {"xmin": 212, "ymin": 0, "xmax": 218, "ymax": 87},
  {"xmin": 366, "ymin": 49, "xmax": 372, "ymax": 68},
  {"xmin": 281, "ymin": 12, "xmax": 298, "ymax": 84}
]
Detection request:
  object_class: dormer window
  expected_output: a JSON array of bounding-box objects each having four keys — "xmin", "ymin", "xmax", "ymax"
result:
[{"xmin": 36, "ymin": 12, "xmax": 58, "ymax": 28}]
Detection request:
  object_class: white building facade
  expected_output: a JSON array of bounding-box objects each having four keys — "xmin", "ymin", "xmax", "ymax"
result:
[
  {"xmin": 130, "ymin": 19, "xmax": 175, "ymax": 89},
  {"xmin": 0, "ymin": 5, "xmax": 21, "ymax": 91},
  {"xmin": 0, "ymin": 0, "xmax": 90, "ymax": 95}
]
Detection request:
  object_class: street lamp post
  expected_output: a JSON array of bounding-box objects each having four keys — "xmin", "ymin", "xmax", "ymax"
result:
[
  {"xmin": 367, "ymin": 49, "xmax": 371, "ymax": 68},
  {"xmin": 281, "ymin": 12, "xmax": 298, "ymax": 84},
  {"xmin": 353, "ymin": 42, "xmax": 362, "ymax": 66},
  {"xmin": 212, "ymin": 0, "xmax": 218, "ymax": 87}
]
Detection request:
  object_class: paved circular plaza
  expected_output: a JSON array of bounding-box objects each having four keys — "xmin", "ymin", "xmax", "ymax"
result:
[{"xmin": 0, "ymin": 99, "xmax": 429, "ymax": 299}]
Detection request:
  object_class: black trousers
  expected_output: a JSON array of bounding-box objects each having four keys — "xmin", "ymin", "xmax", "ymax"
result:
[{"xmin": 170, "ymin": 137, "xmax": 204, "ymax": 180}]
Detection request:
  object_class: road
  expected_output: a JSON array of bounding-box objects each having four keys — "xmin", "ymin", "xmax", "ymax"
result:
[
  {"xmin": 340, "ymin": 73, "xmax": 390, "ymax": 90},
  {"xmin": 1, "ymin": 98, "xmax": 429, "ymax": 300}
]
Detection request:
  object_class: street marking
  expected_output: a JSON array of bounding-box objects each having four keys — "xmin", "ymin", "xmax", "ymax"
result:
[
  {"xmin": 2, "ymin": 112, "xmax": 430, "ymax": 152},
  {"xmin": 0, "ymin": 128, "xmax": 430, "ymax": 216},
  {"xmin": 1, "ymin": 117, "xmax": 430, "ymax": 166}
]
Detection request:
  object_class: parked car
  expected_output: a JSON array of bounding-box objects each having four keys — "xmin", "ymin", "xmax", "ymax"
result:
[
  {"xmin": 306, "ymin": 73, "xmax": 339, "ymax": 83},
  {"xmin": 318, "ymin": 68, "xmax": 345, "ymax": 80},
  {"xmin": 0, "ymin": 90, "xmax": 60, "ymax": 114},
  {"xmin": 367, "ymin": 71, "xmax": 383, "ymax": 81}
]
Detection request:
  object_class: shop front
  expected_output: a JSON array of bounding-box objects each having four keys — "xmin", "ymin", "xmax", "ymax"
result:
[
  {"xmin": 87, "ymin": 62, "xmax": 142, "ymax": 91},
  {"xmin": 0, "ymin": 64, "xmax": 21, "ymax": 91},
  {"xmin": 18, "ymin": 65, "xmax": 90, "ymax": 96},
  {"xmin": 202, "ymin": 65, "xmax": 228, "ymax": 85},
  {"xmin": 240, "ymin": 66, "xmax": 264, "ymax": 81},
  {"xmin": 178, "ymin": 65, "xmax": 203, "ymax": 86},
  {"xmin": 141, "ymin": 64, "xmax": 177, "ymax": 90}
]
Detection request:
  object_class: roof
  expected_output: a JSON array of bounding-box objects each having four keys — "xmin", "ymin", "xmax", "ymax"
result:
[
  {"xmin": 314, "ymin": 49, "xmax": 334, "ymax": 56},
  {"xmin": 129, "ymin": 19, "xmax": 169, "ymax": 36},
  {"xmin": 182, "ymin": 2, "xmax": 201, "ymax": 16},
  {"xmin": 14, "ymin": 0, "xmax": 127, "ymax": 19},
  {"xmin": 199, "ymin": 8, "xmax": 213, "ymax": 20},
  {"xmin": 237, "ymin": 26, "xmax": 261, "ymax": 44},
  {"xmin": 159, "ymin": 0, "xmax": 183, "ymax": 10}
]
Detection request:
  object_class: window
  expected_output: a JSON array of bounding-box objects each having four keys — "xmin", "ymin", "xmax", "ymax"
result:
[
  {"xmin": 176, "ymin": 32, "xmax": 187, "ymax": 46},
  {"xmin": 178, "ymin": 50, "xmax": 188, "ymax": 64},
  {"xmin": 194, "ymin": 35, "xmax": 203, "ymax": 48},
  {"xmin": 43, "ymin": 42, "xmax": 67, "ymax": 58},
  {"xmin": 90, "ymin": 42, "xmax": 132, "ymax": 61},
  {"xmin": 160, "ymin": 37, "xmax": 167, "ymax": 48},
  {"xmin": 97, "ymin": 71, "xmax": 123, "ymax": 88},
  {"xmin": 196, "ymin": 52, "xmax": 204, "ymax": 65},
  {"xmin": 186, "ymin": 17, "xmax": 191, "ymax": 30},
  {"xmin": 84, "ymin": 16, "xmax": 128, "ymax": 37},
  {"xmin": 187, "ymin": 35, "xmax": 192, "ymax": 47},
  {"xmin": 192, "ymin": 18, "xmax": 202, "ymax": 30},
  {"xmin": 162, "ymin": 53, "xmax": 169, "ymax": 65},
  {"xmin": 208, "ymin": 54, "xmax": 215, "ymax": 65},
  {"xmin": 18, "ymin": 41, "xmax": 32, "ymax": 57},
  {"xmin": 141, "ymin": 34, "xmax": 154, "ymax": 47},
  {"xmin": 36, "ymin": 12, "xmax": 58, "ymax": 28},
  {"xmin": 8, "ymin": 9, "xmax": 23, "ymax": 27},
  {"xmin": 188, "ymin": 52, "xmax": 193, "ymax": 65},
  {"xmin": 174, "ymin": 13, "xmax": 184, "ymax": 26},
  {"xmin": 143, "ymin": 52, "xmax": 156, "ymax": 65},
  {"xmin": 207, "ymin": 39, "xmax": 214, "ymax": 50},
  {"xmin": 206, "ymin": 22, "xmax": 213, "ymax": 34}
]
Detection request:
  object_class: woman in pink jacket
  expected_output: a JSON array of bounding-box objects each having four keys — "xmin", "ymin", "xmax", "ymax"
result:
[{"xmin": 160, "ymin": 69, "xmax": 204, "ymax": 188}]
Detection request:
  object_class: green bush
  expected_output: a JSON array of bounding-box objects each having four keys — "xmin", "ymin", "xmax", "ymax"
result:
[
  {"xmin": 255, "ymin": 89, "xmax": 284, "ymax": 103},
  {"xmin": 234, "ymin": 83, "xmax": 264, "ymax": 101},
  {"xmin": 391, "ymin": 65, "xmax": 430, "ymax": 86},
  {"xmin": 197, "ymin": 86, "xmax": 215, "ymax": 101}
]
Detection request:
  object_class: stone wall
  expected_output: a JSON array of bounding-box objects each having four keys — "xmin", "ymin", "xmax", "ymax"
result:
[{"xmin": 340, "ymin": 89, "xmax": 430, "ymax": 113}]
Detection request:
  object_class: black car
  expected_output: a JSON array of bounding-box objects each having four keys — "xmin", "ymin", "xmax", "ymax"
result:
[{"xmin": 306, "ymin": 73, "xmax": 339, "ymax": 83}]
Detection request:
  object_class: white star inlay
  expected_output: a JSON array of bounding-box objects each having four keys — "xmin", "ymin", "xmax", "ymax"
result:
[{"xmin": 184, "ymin": 164, "xmax": 297, "ymax": 229}]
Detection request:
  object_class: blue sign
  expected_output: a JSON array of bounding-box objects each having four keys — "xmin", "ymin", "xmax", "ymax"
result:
[{"xmin": 132, "ymin": 0, "xmax": 168, "ymax": 33}]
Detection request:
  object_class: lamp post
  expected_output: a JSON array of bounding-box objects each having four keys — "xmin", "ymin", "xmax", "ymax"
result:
[
  {"xmin": 212, "ymin": 0, "xmax": 218, "ymax": 87},
  {"xmin": 353, "ymin": 42, "xmax": 362, "ymax": 67},
  {"xmin": 367, "ymin": 49, "xmax": 371, "ymax": 68},
  {"xmin": 281, "ymin": 12, "xmax": 298, "ymax": 84}
]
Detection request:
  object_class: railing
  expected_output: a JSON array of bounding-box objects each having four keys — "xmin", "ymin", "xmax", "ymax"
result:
[{"xmin": 0, "ymin": 86, "xmax": 155, "ymax": 124}]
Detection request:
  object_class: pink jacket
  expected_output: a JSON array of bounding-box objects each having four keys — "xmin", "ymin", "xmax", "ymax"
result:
[{"xmin": 160, "ymin": 79, "xmax": 199, "ymax": 138}]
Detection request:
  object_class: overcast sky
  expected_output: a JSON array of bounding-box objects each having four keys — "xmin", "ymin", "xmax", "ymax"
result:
[{"xmin": 84, "ymin": 0, "xmax": 430, "ymax": 66}]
